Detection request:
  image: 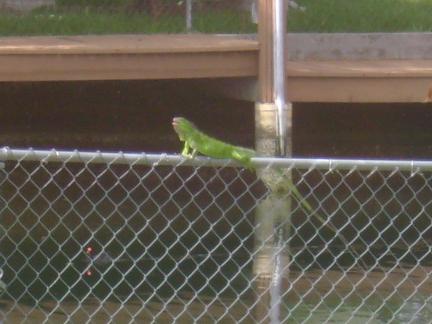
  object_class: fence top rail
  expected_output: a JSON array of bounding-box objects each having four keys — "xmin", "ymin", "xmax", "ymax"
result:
[{"xmin": 0, "ymin": 147, "xmax": 431, "ymax": 172}]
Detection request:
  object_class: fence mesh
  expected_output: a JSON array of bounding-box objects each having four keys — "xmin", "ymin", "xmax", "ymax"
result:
[{"xmin": 0, "ymin": 148, "xmax": 431, "ymax": 323}]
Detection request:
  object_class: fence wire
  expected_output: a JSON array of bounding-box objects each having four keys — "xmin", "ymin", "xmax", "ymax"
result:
[{"xmin": 0, "ymin": 148, "xmax": 431, "ymax": 323}]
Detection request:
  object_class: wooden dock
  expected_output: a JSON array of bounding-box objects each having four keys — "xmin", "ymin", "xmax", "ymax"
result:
[
  {"xmin": 0, "ymin": 35, "xmax": 258, "ymax": 81},
  {"xmin": 286, "ymin": 60, "xmax": 432, "ymax": 103},
  {"xmin": 0, "ymin": 34, "xmax": 432, "ymax": 103}
]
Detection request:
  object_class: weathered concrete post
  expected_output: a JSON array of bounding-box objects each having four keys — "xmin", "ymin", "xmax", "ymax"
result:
[{"xmin": 253, "ymin": 0, "xmax": 291, "ymax": 322}]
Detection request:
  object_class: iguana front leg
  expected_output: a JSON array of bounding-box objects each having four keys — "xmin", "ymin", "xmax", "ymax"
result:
[
  {"xmin": 181, "ymin": 141, "xmax": 191, "ymax": 157},
  {"xmin": 181, "ymin": 141, "xmax": 197, "ymax": 158}
]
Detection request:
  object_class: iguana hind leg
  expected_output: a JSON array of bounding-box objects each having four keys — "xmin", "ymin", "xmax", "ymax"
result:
[{"xmin": 231, "ymin": 151, "xmax": 252, "ymax": 169}]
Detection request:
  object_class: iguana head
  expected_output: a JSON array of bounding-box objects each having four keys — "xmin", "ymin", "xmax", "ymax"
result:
[{"xmin": 172, "ymin": 117, "xmax": 195, "ymax": 141}]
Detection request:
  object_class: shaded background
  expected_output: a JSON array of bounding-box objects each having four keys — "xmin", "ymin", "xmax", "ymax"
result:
[{"xmin": 0, "ymin": 80, "xmax": 431, "ymax": 159}]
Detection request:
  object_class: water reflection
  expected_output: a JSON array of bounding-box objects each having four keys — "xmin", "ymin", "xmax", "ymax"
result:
[
  {"xmin": 284, "ymin": 293, "xmax": 432, "ymax": 324},
  {"xmin": 0, "ymin": 245, "xmax": 431, "ymax": 323},
  {"xmin": 1, "ymin": 282, "xmax": 431, "ymax": 323}
]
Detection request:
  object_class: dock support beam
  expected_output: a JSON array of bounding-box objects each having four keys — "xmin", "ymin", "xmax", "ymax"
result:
[{"xmin": 253, "ymin": 0, "xmax": 291, "ymax": 322}]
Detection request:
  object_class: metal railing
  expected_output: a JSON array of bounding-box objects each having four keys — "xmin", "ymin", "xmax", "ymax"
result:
[{"xmin": 0, "ymin": 148, "xmax": 431, "ymax": 323}]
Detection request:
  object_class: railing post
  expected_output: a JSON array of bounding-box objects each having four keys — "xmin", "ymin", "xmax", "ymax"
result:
[
  {"xmin": 185, "ymin": 0, "xmax": 193, "ymax": 32},
  {"xmin": 273, "ymin": 0, "xmax": 289, "ymax": 157},
  {"xmin": 256, "ymin": 0, "xmax": 290, "ymax": 156}
]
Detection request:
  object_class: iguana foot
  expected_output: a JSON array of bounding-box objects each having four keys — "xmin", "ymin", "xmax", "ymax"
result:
[{"xmin": 182, "ymin": 142, "xmax": 192, "ymax": 157}]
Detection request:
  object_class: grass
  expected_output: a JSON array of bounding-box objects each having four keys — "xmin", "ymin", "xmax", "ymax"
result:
[
  {"xmin": 0, "ymin": 12, "xmax": 188, "ymax": 36},
  {"xmin": 0, "ymin": 0, "xmax": 431, "ymax": 36},
  {"xmin": 0, "ymin": 9, "xmax": 256, "ymax": 36},
  {"xmin": 290, "ymin": 0, "xmax": 432, "ymax": 32}
]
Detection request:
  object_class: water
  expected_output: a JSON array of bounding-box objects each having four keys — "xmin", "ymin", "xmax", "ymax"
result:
[
  {"xmin": 284, "ymin": 294, "xmax": 432, "ymax": 323},
  {"xmin": 2, "ymin": 291, "xmax": 431, "ymax": 323},
  {"xmin": 1, "ymin": 240, "xmax": 431, "ymax": 323}
]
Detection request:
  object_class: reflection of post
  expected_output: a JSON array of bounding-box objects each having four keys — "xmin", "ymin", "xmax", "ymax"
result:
[
  {"xmin": 254, "ymin": 0, "xmax": 290, "ymax": 322},
  {"xmin": 253, "ymin": 193, "xmax": 291, "ymax": 322}
]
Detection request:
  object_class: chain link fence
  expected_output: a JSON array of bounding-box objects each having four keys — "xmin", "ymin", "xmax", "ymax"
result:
[
  {"xmin": 0, "ymin": 0, "xmax": 259, "ymax": 35},
  {"xmin": 0, "ymin": 148, "xmax": 431, "ymax": 322}
]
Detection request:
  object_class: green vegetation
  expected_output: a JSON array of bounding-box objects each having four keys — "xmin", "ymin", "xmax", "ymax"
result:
[
  {"xmin": 0, "ymin": 0, "xmax": 431, "ymax": 36},
  {"xmin": 0, "ymin": 11, "xmax": 186, "ymax": 36},
  {"xmin": 289, "ymin": 0, "xmax": 432, "ymax": 32},
  {"xmin": 0, "ymin": 9, "xmax": 255, "ymax": 36}
]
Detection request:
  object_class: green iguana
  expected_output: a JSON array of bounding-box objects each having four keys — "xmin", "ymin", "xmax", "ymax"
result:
[
  {"xmin": 172, "ymin": 116, "xmax": 330, "ymax": 229},
  {"xmin": 172, "ymin": 117, "xmax": 255, "ymax": 169},
  {"xmin": 172, "ymin": 117, "xmax": 365, "ymax": 263}
]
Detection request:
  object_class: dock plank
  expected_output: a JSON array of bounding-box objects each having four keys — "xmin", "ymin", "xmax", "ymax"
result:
[
  {"xmin": 286, "ymin": 60, "xmax": 432, "ymax": 102},
  {"xmin": 0, "ymin": 34, "xmax": 258, "ymax": 81},
  {"xmin": 287, "ymin": 60, "xmax": 432, "ymax": 78},
  {"xmin": 0, "ymin": 34, "xmax": 258, "ymax": 54}
]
